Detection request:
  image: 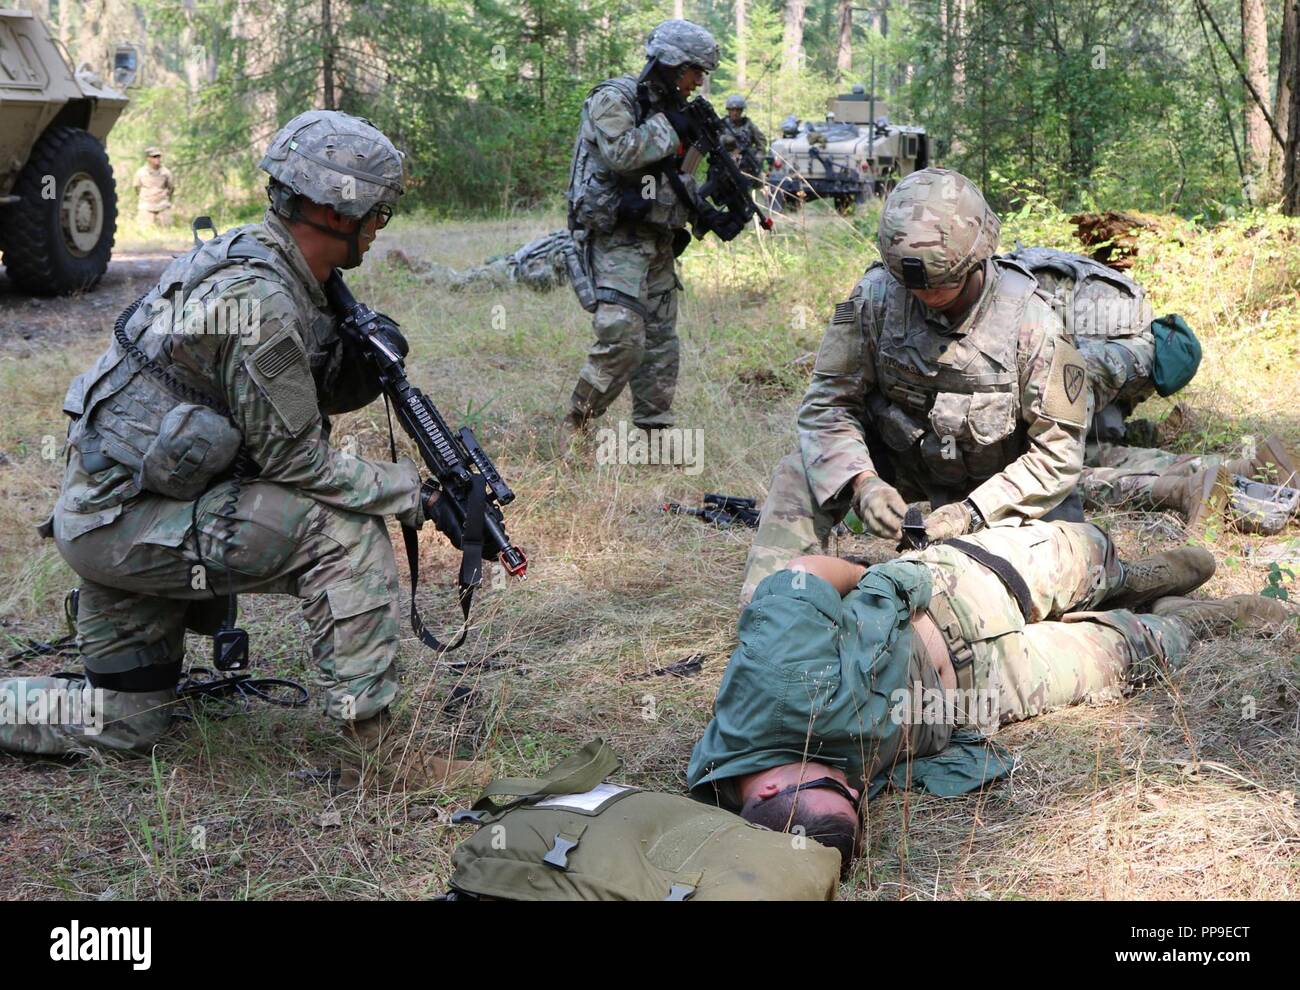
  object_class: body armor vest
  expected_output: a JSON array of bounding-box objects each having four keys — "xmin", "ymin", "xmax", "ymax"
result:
[
  {"xmin": 566, "ymin": 76, "xmax": 687, "ymax": 234},
  {"xmin": 61, "ymin": 224, "xmax": 325, "ymax": 509},
  {"xmin": 860, "ymin": 259, "xmax": 1038, "ymax": 487}
]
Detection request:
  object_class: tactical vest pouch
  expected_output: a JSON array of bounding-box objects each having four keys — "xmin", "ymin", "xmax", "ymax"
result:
[
  {"xmin": 447, "ymin": 739, "xmax": 841, "ymax": 901},
  {"xmin": 139, "ymin": 403, "xmax": 241, "ymax": 500},
  {"xmin": 867, "ymin": 393, "xmax": 925, "ymax": 452}
]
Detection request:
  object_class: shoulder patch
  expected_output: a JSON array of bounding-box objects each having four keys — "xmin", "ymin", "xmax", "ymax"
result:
[
  {"xmin": 832, "ymin": 300, "xmax": 856, "ymax": 325},
  {"xmin": 1038, "ymin": 338, "xmax": 1089, "ymax": 429},
  {"xmin": 254, "ymin": 332, "xmax": 304, "ymax": 378}
]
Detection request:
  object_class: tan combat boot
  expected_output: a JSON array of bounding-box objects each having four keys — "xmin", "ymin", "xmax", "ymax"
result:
[
  {"xmin": 1223, "ymin": 434, "xmax": 1299, "ymax": 487},
  {"xmin": 1103, "ymin": 546, "xmax": 1216, "ymax": 611},
  {"xmin": 1151, "ymin": 594, "xmax": 1298, "ymax": 632},
  {"xmin": 1156, "ymin": 402, "xmax": 1198, "ymax": 445},
  {"xmin": 338, "ymin": 710, "xmax": 491, "ymax": 795},
  {"xmin": 1150, "ymin": 465, "xmax": 1232, "ymax": 531}
]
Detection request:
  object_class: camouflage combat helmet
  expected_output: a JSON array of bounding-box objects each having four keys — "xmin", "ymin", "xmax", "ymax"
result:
[
  {"xmin": 877, "ymin": 167, "xmax": 1000, "ymax": 290},
  {"xmin": 645, "ymin": 19, "xmax": 720, "ymax": 72},
  {"xmin": 725, "ymin": 94, "xmax": 746, "ymax": 111},
  {"xmin": 259, "ymin": 109, "xmax": 404, "ymax": 220}
]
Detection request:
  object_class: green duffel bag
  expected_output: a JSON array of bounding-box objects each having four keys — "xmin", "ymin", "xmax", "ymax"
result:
[{"xmin": 446, "ymin": 739, "xmax": 842, "ymax": 901}]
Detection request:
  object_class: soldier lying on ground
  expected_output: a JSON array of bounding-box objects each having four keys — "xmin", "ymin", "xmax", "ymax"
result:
[
  {"xmin": 1009, "ymin": 247, "xmax": 1299, "ymax": 532},
  {"xmin": 0, "ymin": 111, "xmax": 480, "ymax": 792},
  {"xmin": 741, "ymin": 168, "xmax": 1090, "ymax": 604},
  {"xmin": 386, "ymin": 229, "xmax": 578, "ymax": 294},
  {"xmin": 690, "ymin": 519, "xmax": 1296, "ymax": 867}
]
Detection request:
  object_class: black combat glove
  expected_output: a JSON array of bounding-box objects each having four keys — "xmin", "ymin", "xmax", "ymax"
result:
[
  {"xmin": 420, "ymin": 479, "xmax": 463, "ymax": 547},
  {"xmin": 662, "ymin": 108, "xmax": 698, "ymax": 147},
  {"xmin": 699, "ymin": 206, "xmax": 746, "ymax": 242},
  {"xmin": 369, "ymin": 316, "xmax": 409, "ymax": 362}
]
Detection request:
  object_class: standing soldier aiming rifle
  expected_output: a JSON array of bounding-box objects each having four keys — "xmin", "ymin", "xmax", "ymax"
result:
[
  {"xmin": 558, "ymin": 18, "xmax": 753, "ymax": 449},
  {"xmin": 1, "ymin": 111, "xmax": 499, "ymax": 792}
]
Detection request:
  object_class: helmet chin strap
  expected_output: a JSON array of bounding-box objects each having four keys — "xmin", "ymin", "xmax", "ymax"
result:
[{"xmin": 268, "ymin": 183, "xmax": 365, "ymax": 268}]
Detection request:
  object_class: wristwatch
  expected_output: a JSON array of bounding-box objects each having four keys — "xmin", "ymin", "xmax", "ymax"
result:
[{"xmin": 960, "ymin": 498, "xmax": 985, "ymax": 532}]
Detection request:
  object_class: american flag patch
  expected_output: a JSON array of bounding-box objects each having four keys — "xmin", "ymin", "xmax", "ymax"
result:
[
  {"xmin": 832, "ymin": 300, "xmax": 856, "ymax": 325},
  {"xmin": 253, "ymin": 333, "xmax": 303, "ymax": 378}
]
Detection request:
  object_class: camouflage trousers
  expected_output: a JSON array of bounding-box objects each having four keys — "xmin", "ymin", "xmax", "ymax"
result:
[
  {"xmin": 572, "ymin": 223, "xmax": 680, "ymax": 429},
  {"xmin": 0, "ymin": 480, "xmax": 401, "ymax": 756},
  {"xmin": 1080, "ymin": 442, "xmax": 1208, "ymax": 507},
  {"xmin": 904, "ymin": 520, "xmax": 1192, "ymax": 730}
]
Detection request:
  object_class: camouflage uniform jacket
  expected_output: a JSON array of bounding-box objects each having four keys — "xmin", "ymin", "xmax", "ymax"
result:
[
  {"xmin": 52, "ymin": 210, "xmax": 421, "ymax": 538},
  {"xmin": 132, "ymin": 164, "xmax": 175, "ymax": 212},
  {"xmin": 798, "ymin": 258, "xmax": 1089, "ymax": 524},
  {"xmin": 567, "ymin": 74, "xmax": 694, "ymax": 232}
]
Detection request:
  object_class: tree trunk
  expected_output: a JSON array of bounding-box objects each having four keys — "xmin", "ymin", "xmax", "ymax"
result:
[
  {"xmin": 321, "ymin": 0, "xmax": 335, "ymax": 110},
  {"xmin": 1286, "ymin": 3, "xmax": 1300, "ymax": 214},
  {"xmin": 1241, "ymin": 0, "xmax": 1270, "ymax": 199},
  {"xmin": 782, "ymin": 0, "xmax": 806, "ymax": 76},
  {"xmin": 735, "ymin": 0, "xmax": 747, "ymax": 89},
  {"xmin": 1270, "ymin": 0, "xmax": 1298, "ymax": 198},
  {"xmin": 674, "ymin": 0, "xmax": 684, "ymax": 19},
  {"xmin": 835, "ymin": 0, "xmax": 852, "ymax": 81}
]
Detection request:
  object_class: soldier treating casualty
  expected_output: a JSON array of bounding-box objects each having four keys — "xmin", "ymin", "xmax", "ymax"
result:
[
  {"xmin": 0, "ymin": 111, "xmax": 507, "ymax": 792},
  {"xmin": 741, "ymin": 167, "xmax": 1091, "ymax": 604}
]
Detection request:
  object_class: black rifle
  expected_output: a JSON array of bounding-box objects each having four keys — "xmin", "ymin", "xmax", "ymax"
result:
[
  {"xmin": 663, "ymin": 493, "xmax": 760, "ymax": 529},
  {"xmin": 325, "ymin": 271, "xmax": 527, "ymax": 654},
  {"xmin": 678, "ymin": 94, "xmax": 774, "ymax": 238}
]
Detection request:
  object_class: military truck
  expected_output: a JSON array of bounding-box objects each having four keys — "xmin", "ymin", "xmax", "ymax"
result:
[
  {"xmin": 0, "ymin": 8, "xmax": 129, "ymax": 295},
  {"xmin": 766, "ymin": 86, "xmax": 928, "ymax": 213}
]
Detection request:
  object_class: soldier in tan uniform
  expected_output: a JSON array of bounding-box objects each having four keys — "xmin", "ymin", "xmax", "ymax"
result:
[
  {"xmin": 133, "ymin": 146, "xmax": 175, "ymax": 227},
  {"xmin": 741, "ymin": 168, "xmax": 1090, "ymax": 604},
  {"xmin": 0, "ymin": 112, "xmax": 473, "ymax": 790}
]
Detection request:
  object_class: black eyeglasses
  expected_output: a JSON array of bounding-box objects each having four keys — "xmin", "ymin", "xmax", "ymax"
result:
[
  {"xmin": 367, "ymin": 203, "xmax": 394, "ymax": 229},
  {"xmin": 770, "ymin": 776, "xmax": 860, "ymax": 808}
]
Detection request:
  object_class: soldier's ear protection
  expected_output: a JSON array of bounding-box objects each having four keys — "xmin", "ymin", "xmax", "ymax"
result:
[{"xmin": 900, "ymin": 256, "xmax": 928, "ymax": 289}]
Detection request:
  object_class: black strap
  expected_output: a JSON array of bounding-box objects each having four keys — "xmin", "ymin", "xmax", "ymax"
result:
[
  {"xmin": 941, "ymin": 538, "xmax": 1036, "ymax": 622},
  {"xmin": 85, "ymin": 658, "xmax": 183, "ymax": 692}
]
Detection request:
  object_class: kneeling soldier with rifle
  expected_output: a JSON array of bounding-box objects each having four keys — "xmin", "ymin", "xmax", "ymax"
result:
[{"xmin": 1, "ymin": 111, "xmax": 523, "ymax": 791}]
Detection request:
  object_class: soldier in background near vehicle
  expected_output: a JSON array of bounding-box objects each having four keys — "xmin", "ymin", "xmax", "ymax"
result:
[
  {"xmin": 720, "ymin": 94, "xmax": 767, "ymax": 187},
  {"xmin": 741, "ymin": 168, "xmax": 1090, "ymax": 605},
  {"xmin": 0, "ymin": 110, "xmax": 483, "ymax": 794},
  {"xmin": 133, "ymin": 146, "xmax": 175, "ymax": 227}
]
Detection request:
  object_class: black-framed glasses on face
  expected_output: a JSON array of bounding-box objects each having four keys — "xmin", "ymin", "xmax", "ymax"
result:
[
  {"xmin": 771, "ymin": 775, "xmax": 860, "ymax": 808},
  {"xmin": 367, "ymin": 203, "xmax": 393, "ymax": 229}
]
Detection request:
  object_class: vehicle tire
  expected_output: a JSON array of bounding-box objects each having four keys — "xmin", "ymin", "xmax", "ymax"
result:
[{"xmin": 0, "ymin": 126, "xmax": 117, "ymax": 295}]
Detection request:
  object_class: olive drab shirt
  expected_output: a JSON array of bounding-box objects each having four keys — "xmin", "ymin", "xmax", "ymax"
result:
[
  {"xmin": 52, "ymin": 210, "xmax": 422, "ymax": 537},
  {"xmin": 798, "ymin": 258, "xmax": 1089, "ymax": 524}
]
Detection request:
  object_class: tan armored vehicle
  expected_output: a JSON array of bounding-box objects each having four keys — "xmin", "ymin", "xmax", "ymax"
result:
[
  {"xmin": 0, "ymin": 8, "xmax": 129, "ymax": 294},
  {"xmin": 767, "ymin": 85, "xmax": 928, "ymax": 213}
]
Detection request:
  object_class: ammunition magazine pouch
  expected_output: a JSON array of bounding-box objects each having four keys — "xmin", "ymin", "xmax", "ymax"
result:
[{"xmin": 447, "ymin": 739, "xmax": 842, "ymax": 901}]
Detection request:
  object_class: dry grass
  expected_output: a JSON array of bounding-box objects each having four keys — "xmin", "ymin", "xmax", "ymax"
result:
[{"xmin": 0, "ymin": 201, "xmax": 1297, "ymax": 900}]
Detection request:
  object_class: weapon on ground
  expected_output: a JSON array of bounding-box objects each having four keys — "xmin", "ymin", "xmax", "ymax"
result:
[
  {"xmin": 663, "ymin": 493, "xmax": 760, "ymax": 529},
  {"xmin": 325, "ymin": 270, "xmax": 527, "ymax": 655}
]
